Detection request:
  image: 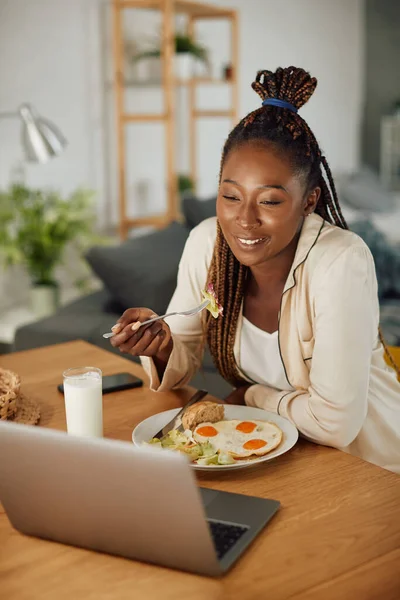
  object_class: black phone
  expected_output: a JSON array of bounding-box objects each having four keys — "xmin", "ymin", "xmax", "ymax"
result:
[{"xmin": 57, "ymin": 372, "xmax": 143, "ymax": 395}]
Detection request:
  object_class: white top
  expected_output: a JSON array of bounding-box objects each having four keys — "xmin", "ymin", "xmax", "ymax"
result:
[{"xmin": 239, "ymin": 317, "xmax": 294, "ymax": 392}]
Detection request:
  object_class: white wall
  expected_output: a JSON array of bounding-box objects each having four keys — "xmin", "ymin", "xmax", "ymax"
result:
[
  {"xmin": 214, "ymin": 0, "xmax": 365, "ymax": 182},
  {"xmin": 0, "ymin": 0, "xmax": 364, "ymax": 309},
  {"xmin": 0, "ymin": 0, "xmax": 105, "ymax": 214}
]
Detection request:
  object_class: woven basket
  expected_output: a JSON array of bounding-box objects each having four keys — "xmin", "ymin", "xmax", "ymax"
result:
[{"xmin": 0, "ymin": 368, "xmax": 21, "ymax": 420}]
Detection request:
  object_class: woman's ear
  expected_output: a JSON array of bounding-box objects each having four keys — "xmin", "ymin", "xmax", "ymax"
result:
[{"xmin": 303, "ymin": 187, "xmax": 321, "ymax": 216}]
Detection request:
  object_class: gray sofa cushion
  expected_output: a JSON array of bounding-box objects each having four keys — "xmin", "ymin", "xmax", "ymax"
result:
[
  {"xmin": 350, "ymin": 219, "xmax": 400, "ymax": 299},
  {"xmin": 55, "ymin": 289, "xmax": 117, "ymax": 316},
  {"xmin": 14, "ymin": 312, "xmax": 115, "ymax": 350},
  {"xmin": 182, "ymin": 195, "xmax": 216, "ymax": 229},
  {"xmin": 86, "ymin": 222, "xmax": 189, "ymax": 316},
  {"xmin": 13, "ymin": 289, "xmax": 141, "ymax": 362}
]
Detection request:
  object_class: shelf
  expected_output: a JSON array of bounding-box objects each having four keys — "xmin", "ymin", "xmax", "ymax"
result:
[
  {"xmin": 116, "ymin": 0, "xmax": 234, "ymax": 18},
  {"xmin": 194, "ymin": 109, "xmax": 235, "ymax": 118},
  {"xmin": 122, "ymin": 108, "xmax": 234, "ymax": 121},
  {"xmin": 122, "ymin": 113, "xmax": 167, "ymax": 122},
  {"xmin": 123, "ymin": 77, "xmax": 234, "ymax": 88},
  {"xmin": 112, "ymin": 0, "xmax": 238, "ymax": 237},
  {"xmin": 124, "ymin": 215, "xmax": 172, "ymax": 229}
]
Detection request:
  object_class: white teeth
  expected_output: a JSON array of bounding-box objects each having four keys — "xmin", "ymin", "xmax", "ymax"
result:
[{"xmin": 238, "ymin": 237, "xmax": 264, "ymax": 245}]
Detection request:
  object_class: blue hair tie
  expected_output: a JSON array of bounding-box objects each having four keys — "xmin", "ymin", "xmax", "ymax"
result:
[{"xmin": 262, "ymin": 98, "xmax": 298, "ymax": 113}]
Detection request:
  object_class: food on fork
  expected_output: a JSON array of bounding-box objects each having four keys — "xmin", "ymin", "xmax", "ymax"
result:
[
  {"xmin": 201, "ymin": 283, "xmax": 223, "ymax": 319},
  {"xmin": 147, "ymin": 401, "xmax": 283, "ymax": 466}
]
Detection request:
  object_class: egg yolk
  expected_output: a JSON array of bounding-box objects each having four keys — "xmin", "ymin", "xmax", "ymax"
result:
[
  {"xmin": 243, "ymin": 439, "xmax": 267, "ymax": 450},
  {"xmin": 236, "ymin": 421, "xmax": 257, "ymax": 434},
  {"xmin": 196, "ymin": 426, "xmax": 218, "ymax": 437}
]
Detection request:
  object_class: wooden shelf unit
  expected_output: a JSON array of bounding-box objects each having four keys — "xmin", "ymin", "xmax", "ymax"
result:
[{"xmin": 112, "ymin": 0, "xmax": 238, "ymax": 238}]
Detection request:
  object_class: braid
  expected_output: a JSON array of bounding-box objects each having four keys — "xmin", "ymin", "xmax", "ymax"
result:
[
  {"xmin": 321, "ymin": 156, "xmax": 348, "ymax": 229},
  {"xmin": 205, "ymin": 223, "xmax": 247, "ymax": 387},
  {"xmin": 205, "ymin": 65, "xmax": 399, "ymax": 383}
]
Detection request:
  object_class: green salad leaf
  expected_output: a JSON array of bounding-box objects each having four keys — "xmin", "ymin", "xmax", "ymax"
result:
[
  {"xmin": 199, "ymin": 441, "xmax": 216, "ymax": 457},
  {"xmin": 196, "ymin": 454, "xmax": 219, "ymax": 466},
  {"xmin": 217, "ymin": 452, "xmax": 235, "ymax": 465},
  {"xmin": 181, "ymin": 444, "xmax": 203, "ymax": 461},
  {"xmin": 145, "ymin": 428, "xmax": 238, "ymax": 465}
]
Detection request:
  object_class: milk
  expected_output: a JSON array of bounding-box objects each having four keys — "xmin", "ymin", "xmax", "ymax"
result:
[{"xmin": 63, "ymin": 367, "xmax": 103, "ymax": 437}]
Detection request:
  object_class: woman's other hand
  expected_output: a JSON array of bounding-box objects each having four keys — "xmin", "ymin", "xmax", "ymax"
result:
[{"xmin": 224, "ymin": 385, "xmax": 251, "ymax": 405}]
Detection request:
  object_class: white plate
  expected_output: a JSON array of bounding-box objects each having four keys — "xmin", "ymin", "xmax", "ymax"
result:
[{"xmin": 132, "ymin": 405, "xmax": 299, "ymax": 471}]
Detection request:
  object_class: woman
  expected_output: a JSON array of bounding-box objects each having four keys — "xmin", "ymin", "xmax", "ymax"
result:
[{"xmin": 111, "ymin": 66, "xmax": 400, "ymax": 473}]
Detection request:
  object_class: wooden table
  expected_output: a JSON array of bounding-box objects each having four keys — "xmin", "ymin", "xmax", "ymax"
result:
[{"xmin": 0, "ymin": 341, "xmax": 399, "ymax": 600}]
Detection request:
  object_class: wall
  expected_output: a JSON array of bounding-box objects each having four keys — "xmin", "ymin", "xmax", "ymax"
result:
[
  {"xmin": 0, "ymin": 0, "xmax": 364, "ymax": 310},
  {"xmin": 0, "ymin": 0, "xmax": 105, "ymax": 214},
  {"xmin": 362, "ymin": 0, "xmax": 400, "ymax": 171}
]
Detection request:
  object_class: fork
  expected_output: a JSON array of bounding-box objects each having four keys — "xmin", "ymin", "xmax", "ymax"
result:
[{"xmin": 102, "ymin": 299, "xmax": 210, "ymax": 339}]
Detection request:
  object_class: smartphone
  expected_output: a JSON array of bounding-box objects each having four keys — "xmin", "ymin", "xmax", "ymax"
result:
[{"xmin": 57, "ymin": 372, "xmax": 143, "ymax": 395}]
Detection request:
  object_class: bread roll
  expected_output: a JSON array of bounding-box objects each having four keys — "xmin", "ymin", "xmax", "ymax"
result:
[{"xmin": 182, "ymin": 401, "xmax": 224, "ymax": 431}]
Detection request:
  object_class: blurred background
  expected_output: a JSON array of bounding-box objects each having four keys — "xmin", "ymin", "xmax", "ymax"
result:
[{"xmin": 0, "ymin": 0, "xmax": 399, "ymax": 378}]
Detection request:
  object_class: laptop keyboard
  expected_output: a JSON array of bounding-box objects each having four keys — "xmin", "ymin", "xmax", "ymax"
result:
[{"xmin": 207, "ymin": 520, "xmax": 248, "ymax": 560}]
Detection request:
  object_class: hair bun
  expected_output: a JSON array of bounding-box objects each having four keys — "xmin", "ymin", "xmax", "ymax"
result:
[{"xmin": 252, "ymin": 66, "xmax": 317, "ymax": 111}]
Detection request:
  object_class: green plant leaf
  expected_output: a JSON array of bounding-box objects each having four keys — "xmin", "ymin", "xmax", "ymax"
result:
[
  {"xmin": 132, "ymin": 34, "xmax": 208, "ymax": 64},
  {"xmin": 0, "ymin": 184, "xmax": 103, "ymax": 288}
]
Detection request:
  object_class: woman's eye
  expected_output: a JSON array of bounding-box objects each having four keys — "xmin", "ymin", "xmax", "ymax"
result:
[
  {"xmin": 223, "ymin": 195, "xmax": 240, "ymax": 202},
  {"xmin": 260, "ymin": 200, "xmax": 281, "ymax": 206}
]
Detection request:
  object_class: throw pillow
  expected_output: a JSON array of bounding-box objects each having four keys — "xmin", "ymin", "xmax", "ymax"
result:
[
  {"xmin": 86, "ymin": 222, "xmax": 190, "ymax": 315},
  {"xmin": 340, "ymin": 167, "xmax": 396, "ymax": 213},
  {"xmin": 182, "ymin": 194, "xmax": 216, "ymax": 229},
  {"xmin": 351, "ymin": 219, "xmax": 400, "ymax": 299}
]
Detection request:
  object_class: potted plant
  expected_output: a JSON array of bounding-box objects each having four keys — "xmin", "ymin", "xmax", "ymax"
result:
[
  {"xmin": 132, "ymin": 33, "xmax": 209, "ymax": 81},
  {"xmin": 0, "ymin": 184, "xmax": 100, "ymax": 318},
  {"xmin": 174, "ymin": 34, "xmax": 208, "ymax": 80},
  {"xmin": 177, "ymin": 174, "xmax": 194, "ymax": 198}
]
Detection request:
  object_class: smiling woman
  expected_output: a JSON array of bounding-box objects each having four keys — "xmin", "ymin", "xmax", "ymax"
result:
[{"xmin": 113, "ymin": 66, "xmax": 400, "ymax": 475}]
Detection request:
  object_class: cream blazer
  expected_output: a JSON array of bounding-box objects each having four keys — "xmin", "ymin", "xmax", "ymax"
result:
[{"xmin": 141, "ymin": 215, "xmax": 400, "ymax": 473}]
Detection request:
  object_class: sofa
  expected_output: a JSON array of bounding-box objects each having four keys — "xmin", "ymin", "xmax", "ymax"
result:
[{"xmin": 14, "ymin": 192, "xmax": 400, "ymax": 398}]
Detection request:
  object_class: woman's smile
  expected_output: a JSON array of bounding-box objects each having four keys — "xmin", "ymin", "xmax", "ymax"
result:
[{"xmin": 235, "ymin": 235, "xmax": 269, "ymax": 250}]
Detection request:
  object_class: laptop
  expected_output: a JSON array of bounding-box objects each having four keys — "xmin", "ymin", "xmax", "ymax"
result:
[{"xmin": 0, "ymin": 421, "xmax": 280, "ymax": 576}]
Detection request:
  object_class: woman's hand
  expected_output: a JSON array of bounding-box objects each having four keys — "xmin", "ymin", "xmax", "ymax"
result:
[
  {"xmin": 224, "ymin": 385, "xmax": 251, "ymax": 406},
  {"xmin": 110, "ymin": 307, "xmax": 173, "ymax": 363}
]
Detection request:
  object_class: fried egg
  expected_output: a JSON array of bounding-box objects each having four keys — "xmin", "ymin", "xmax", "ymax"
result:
[{"xmin": 193, "ymin": 419, "xmax": 282, "ymax": 459}]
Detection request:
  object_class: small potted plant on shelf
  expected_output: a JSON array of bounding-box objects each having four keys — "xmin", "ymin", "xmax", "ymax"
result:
[
  {"xmin": 131, "ymin": 33, "xmax": 209, "ymax": 82},
  {"xmin": 177, "ymin": 174, "xmax": 194, "ymax": 199},
  {"xmin": 174, "ymin": 34, "xmax": 209, "ymax": 80},
  {"xmin": 0, "ymin": 184, "xmax": 101, "ymax": 319}
]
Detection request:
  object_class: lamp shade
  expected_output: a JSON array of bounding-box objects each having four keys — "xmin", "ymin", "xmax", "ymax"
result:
[{"xmin": 19, "ymin": 103, "xmax": 67, "ymax": 163}]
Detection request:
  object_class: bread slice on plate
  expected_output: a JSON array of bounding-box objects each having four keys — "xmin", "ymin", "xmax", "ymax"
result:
[{"xmin": 182, "ymin": 401, "xmax": 224, "ymax": 431}]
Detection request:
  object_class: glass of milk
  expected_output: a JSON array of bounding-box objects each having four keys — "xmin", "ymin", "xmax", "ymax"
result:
[{"xmin": 63, "ymin": 367, "xmax": 103, "ymax": 437}]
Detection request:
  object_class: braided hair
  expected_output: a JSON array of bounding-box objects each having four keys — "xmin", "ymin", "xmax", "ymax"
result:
[{"xmin": 204, "ymin": 66, "xmax": 399, "ymax": 385}]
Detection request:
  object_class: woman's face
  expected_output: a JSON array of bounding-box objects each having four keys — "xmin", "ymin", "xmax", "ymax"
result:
[{"xmin": 217, "ymin": 142, "xmax": 320, "ymax": 269}]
